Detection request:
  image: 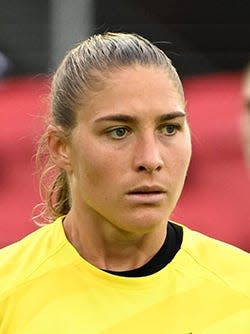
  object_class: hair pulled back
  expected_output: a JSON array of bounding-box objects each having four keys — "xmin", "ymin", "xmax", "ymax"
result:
[{"xmin": 34, "ymin": 32, "xmax": 184, "ymax": 224}]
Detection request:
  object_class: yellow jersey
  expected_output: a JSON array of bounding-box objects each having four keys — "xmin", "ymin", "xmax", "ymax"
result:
[{"xmin": 0, "ymin": 217, "xmax": 249, "ymax": 333}]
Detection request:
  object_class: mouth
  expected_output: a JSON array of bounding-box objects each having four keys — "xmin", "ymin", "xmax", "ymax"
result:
[
  {"xmin": 126, "ymin": 186, "xmax": 167, "ymax": 204},
  {"xmin": 128, "ymin": 185, "xmax": 166, "ymax": 194}
]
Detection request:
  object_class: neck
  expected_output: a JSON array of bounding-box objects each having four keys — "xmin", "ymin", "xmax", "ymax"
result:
[{"xmin": 63, "ymin": 209, "xmax": 167, "ymax": 272}]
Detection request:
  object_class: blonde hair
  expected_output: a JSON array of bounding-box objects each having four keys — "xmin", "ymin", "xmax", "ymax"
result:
[{"xmin": 34, "ymin": 32, "xmax": 184, "ymax": 225}]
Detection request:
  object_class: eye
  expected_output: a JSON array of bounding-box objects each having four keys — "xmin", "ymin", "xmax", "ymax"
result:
[
  {"xmin": 108, "ymin": 127, "xmax": 129, "ymax": 139},
  {"xmin": 161, "ymin": 124, "xmax": 180, "ymax": 136}
]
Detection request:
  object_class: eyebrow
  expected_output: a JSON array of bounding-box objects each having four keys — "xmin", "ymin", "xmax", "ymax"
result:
[
  {"xmin": 94, "ymin": 111, "xmax": 186, "ymax": 124},
  {"xmin": 158, "ymin": 111, "xmax": 186, "ymax": 122}
]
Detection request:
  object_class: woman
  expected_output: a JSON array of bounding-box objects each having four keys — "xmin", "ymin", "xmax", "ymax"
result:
[{"xmin": 0, "ymin": 32, "xmax": 249, "ymax": 333}]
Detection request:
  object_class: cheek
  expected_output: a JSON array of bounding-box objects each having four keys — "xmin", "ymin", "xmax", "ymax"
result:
[
  {"xmin": 169, "ymin": 143, "xmax": 192, "ymax": 197},
  {"xmin": 171, "ymin": 152, "xmax": 191, "ymax": 180},
  {"xmin": 171, "ymin": 136, "xmax": 192, "ymax": 171},
  {"xmin": 75, "ymin": 147, "xmax": 119, "ymax": 188}
]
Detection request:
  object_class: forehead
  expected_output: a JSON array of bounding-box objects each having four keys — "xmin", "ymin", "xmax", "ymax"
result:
[{"xmin": 79, "ymin": 65, "xmax": 184, "ymax": 121}]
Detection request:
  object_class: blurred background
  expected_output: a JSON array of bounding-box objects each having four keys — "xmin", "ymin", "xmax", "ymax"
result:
[
  {"xmin": 0, "ymin": 0, "xmax": 250, "ymax": 251},
  {"xmin": 1, "ymin": 1, "xmax": 250, "ymax": 77}
]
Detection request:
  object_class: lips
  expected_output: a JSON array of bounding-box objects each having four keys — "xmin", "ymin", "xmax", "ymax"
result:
[
  {"xmin": 126, "ymin": 185, "xmax": 167, "ymax": 204},
  {"xmin": 127, "ymin": 185, "xmax": 166, "ymax": 194}
]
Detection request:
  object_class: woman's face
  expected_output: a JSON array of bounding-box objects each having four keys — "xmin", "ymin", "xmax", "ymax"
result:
[{"xmin": 67, "ymin": 65, "xmax": 192, "ymax": 233}]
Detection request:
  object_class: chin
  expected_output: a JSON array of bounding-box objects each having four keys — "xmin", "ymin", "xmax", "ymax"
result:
[{"xmin": 117, "ymin": 211, "xmax": 168, "ymax": 234}]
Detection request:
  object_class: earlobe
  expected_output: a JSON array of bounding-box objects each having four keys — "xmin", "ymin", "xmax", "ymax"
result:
[{"xmin": 47, "ymin": 125, "xmax": 72, "ymax": 171}]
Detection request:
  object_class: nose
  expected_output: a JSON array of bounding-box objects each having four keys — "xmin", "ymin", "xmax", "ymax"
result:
[{"xmin": 133, "ymin": 133, "xmax": 164, "ymax": 173}]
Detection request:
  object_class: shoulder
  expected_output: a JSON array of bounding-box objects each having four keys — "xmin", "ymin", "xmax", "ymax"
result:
[
  {"xmin": 0, "ymin": 218, "xmax": 66, "ymax": 301},
  {"xmin": 178, "ymin": 224, "xmax": 250, "ymax": 297}
]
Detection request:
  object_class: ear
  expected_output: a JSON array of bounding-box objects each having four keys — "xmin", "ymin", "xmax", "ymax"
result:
[{"xmin": 47, "ymin": 125, "xmax": 72, "ymax": 172}]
